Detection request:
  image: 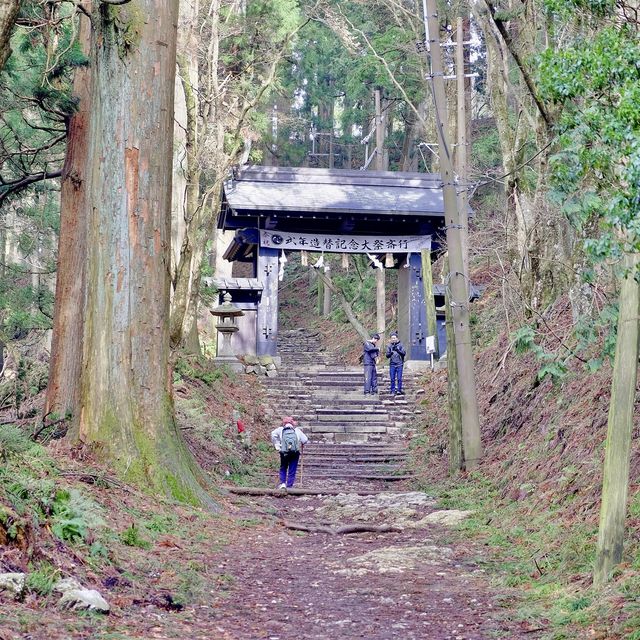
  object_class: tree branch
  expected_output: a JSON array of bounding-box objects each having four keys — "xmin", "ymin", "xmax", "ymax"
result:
[
  {"xmin": 0, "ymin": 169, "xmax": 62, "ymax": 206},
  {"xmin": 482, "ymin": 0, "xmax": 554, "ymax": 129}
]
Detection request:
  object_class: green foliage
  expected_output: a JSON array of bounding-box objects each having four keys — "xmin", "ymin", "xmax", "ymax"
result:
[
  {"xmin": 0, "ymin": 6, "xmax": 79, "ymax": 349},
  {"xmin": 25, "ymin": 562, "xmax": 60, "ymax": 596},
  {"xmin": 272, "ymin": 2, "xmax": 432, "ymax": 170},
  {"xmin": 539, "ymin": 15, "xmax": 640, "ymax": 258},
  {"xmin": 143, "ymin": 513, "xmax": 180, "ymax": 536},
  {"xmin": 119, "ymin": 523, "xmax": 152, "ymax": 549},
  {"xmin": 511, "ymin": 325, "xmax": 568, "ymax": 383},
  {"xmin": 0, "ymin": 424, "xmax": 34, "ymax": 459},
  {"xmin": 51, "ymin": 489, "xmax": 105, "ymax": 543},
  {"xmin": 472, "ymin": 129, "xmax": 502, "ymax": 171},
  {"xmin": 174, "ymin": 357, "xmax": 230, "ymax": 386}
]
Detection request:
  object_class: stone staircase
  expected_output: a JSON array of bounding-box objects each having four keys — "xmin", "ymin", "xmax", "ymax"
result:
[{"xmin": 266, "ymin": 329, "xmax": 422, "ymax": 483}]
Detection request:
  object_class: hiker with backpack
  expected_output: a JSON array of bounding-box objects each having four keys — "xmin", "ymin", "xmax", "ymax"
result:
[{"xmin": 271, "ymin": 416, "xmax": 309, "ymax": 489}]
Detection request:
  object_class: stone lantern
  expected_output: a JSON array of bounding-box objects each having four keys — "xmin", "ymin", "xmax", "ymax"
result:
[{"xmin": 210, "ymin": 292, "xmax": 244, "ymax": 367}]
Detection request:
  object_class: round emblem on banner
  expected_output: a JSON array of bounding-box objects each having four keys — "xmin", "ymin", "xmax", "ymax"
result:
[{"xmin": 271, "ymin": 234, "xmax": 284, "ymax": 245}]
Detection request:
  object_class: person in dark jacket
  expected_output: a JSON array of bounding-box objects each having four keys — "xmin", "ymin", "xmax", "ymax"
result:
[
  {"xmin": 385, "ymin": 331, "xmax": 406, "ymax": 395},
  {"xmin": 363, "ymin": 333, "xmax": 380, "ymax": 394}
]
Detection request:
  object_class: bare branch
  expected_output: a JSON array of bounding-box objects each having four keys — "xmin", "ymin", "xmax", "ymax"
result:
[{"xmin": 0, "ymin": 169, "xmax": 62, "ymax": 206}]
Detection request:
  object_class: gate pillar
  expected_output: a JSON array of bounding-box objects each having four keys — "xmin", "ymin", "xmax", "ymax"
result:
[{"xmin": 256, "ymin": 246, "xmax": 279, "ymax": 356}]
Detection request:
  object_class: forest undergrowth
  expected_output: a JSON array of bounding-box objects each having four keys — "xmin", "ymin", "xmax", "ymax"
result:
[{"xmin": 0, "ymin": 357, "xmax": 277, "ymax": 638}]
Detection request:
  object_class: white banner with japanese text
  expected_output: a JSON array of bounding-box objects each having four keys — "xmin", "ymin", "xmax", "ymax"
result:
[{"xmin": 259, "ymin": 230, "xmax": 431, "ymax": 253}]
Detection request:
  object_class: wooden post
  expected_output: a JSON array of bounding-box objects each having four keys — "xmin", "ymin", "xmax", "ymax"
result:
[
  {"xmin": 423, "ymin": 0, "xmax": 482, "ymax": 469},
  {"xmin": 376, "ymin": 267, "xmax": 386, "ymax": 340},
  {"xmin": 456, "ymin": 17, "xmax": 470, "ymax": 284},
  {"xmin": 444, "ymin": 257, "xmax": 463, "ymax": 474},
  {"xmin": 421, "ymin": 249, "xmax": 438, "ymax": 357},
  {"xmin": 593, "ymin": 251, "xmax": 640, "ymax": 586},
  {"xmin": 317, "ymin": 270, "xmax": 324, "ymax": 315},
  {"xmin": 256, "ymin": 247, "xmax": 279, "ymax": 356},
  {"xmin": 375, "ymin": 88, "xmax": 385, "ymax": 171},
  {"xmin": 328, "ymin": 131, "xmax": 334, "ymax": 169},
  {"xmin": 373, "ymin": 88, "xmax": 387, "ymax": 342},
  {"xmin": 323, "ymin": 263, "xmax": 332, "ymax": 315}
]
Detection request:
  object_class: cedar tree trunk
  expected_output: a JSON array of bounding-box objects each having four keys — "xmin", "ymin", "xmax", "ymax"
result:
[
  {"xmin": 76, "ymin": 0, "xmax": 212, "ymax": 506},
  {"xmin": 45, "ymin": 11, "xmax": 91, "ymax": 424}
]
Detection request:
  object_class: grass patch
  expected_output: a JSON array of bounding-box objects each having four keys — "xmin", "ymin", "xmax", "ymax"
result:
[
  {"xmin": 421, "ymin": 473, "xmax": 633, "ymax": 638},
  {"xmin": 25, "ymin": 561, "xmax": 60, "ymax": 596},
  {"xmin": 119, "ymin": 523, "xmax": 152, "ymax": 549}
]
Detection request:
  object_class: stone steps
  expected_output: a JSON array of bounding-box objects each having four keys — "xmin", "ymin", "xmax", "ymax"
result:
[{"xmin": 267, "ymin": 328, "xmax": 417, "ymax": 478}]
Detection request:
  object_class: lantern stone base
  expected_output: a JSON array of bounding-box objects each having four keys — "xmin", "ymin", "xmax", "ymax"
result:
[
  {"xmin": 213, "ymin": 356, "xmax": 246, "ymax": 372},
  {"xmin": 241, "ymin": 354, "xmax": 281, "ymax": 376}
]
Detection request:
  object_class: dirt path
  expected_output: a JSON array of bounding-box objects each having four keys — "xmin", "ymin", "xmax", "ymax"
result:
[
  {"xmin": 0, "ymin": 485, "xmax": 543, "ymax": 640},
  {"xmin": 203, "ymin": 488, "xmax": 538, "ymax": 640}
]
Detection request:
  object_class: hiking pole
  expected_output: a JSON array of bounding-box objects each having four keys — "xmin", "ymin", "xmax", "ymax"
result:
[{"xmin": 299, "ymin": 448, "xmax": 304, "ymax": 487}]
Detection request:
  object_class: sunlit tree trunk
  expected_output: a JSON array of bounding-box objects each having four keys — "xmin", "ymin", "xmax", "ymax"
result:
[
  {"xmin": 474, "ymin": 1, "xmax": 572, "ymax": 310},
  {"xmin": 45, "ymin": 10, "xmax": 92, "ymax": 424},
  {"xmin": 75, "ymin": 0, "xmax": 211, "ymax": 505},
  {"xmin": 594, "ymin": 251, "xmax": 640, "ymax": 586}
]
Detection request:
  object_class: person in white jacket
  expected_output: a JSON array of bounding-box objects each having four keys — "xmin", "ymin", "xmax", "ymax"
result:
[{"xmin": 271, "ymin": 416, "xmax": 308, "ymax": 489}]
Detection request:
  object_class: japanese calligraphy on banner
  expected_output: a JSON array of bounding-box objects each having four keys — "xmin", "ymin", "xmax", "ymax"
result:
[{"xmin": 259, "ymin": 230, "xmax": 431, "ymax": 253}]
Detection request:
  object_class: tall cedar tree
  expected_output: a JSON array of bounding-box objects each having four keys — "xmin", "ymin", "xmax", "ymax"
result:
[{"xmin": 49, "ymin": 1, "xmax": 212, "ymax": 505}]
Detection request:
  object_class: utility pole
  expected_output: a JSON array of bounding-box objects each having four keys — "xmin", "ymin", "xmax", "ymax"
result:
[
  {"xmin": 423, "ymin": 0, "xmax": 482, "ymax": 469},
  {"xmin": 374, "ymin": 87, "xmax": 386, "ymax": 340},
  {"xmin": 456, "ymin": 16, "xmax": 470, "ymax": 283},
  {"xmin": 443, "ymin": 256, "xmax": 463, "ymax": 474}
]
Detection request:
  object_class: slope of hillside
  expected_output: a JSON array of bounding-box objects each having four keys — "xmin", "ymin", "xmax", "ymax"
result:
[{"xmin": 409, "ymin": 267, "xmax": 640, "ymax": 639}]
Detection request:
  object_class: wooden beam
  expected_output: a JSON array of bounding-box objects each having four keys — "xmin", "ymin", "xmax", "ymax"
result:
[
  {"xmin": 323, "ymin": 263, "xmax": 332, "ymax": 315},
  {"xmin": 225, "ymin": 486, "xmax": 409, "ymax": 497},
  {"xmin": 376, "ymin": 267, "xmax": 386, "ymax": 340}
]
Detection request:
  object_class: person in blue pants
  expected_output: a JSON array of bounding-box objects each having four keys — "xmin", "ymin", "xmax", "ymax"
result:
[
  {"xmin": 271, "ymin": 416, "xmax": 309, "ymax": 489},
  {"xmin": 363, "ymin": 333, "xmax": 380, "ymax": 394},
  {"xmin": 385, "ymin": 331, "xmax": 406, "ymax": 395}
]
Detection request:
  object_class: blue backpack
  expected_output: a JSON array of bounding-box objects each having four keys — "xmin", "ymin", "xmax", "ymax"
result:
[{"xmin": 280, "ymin": 425, "xmax": 299, "ymax": 453}]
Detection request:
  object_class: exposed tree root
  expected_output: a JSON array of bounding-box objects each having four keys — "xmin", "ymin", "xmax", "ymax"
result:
[
  {"xmin": 226, "ymin": 486, "xmax": 402, "ymax": 497},
  {"xmin": 282, "ymin": 520, "xmax": 403, "ymax": 535}
]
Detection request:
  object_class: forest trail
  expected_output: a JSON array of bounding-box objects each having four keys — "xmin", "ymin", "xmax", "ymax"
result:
[
  {"xmin": 210, "ymin": 490, "xmax": 539, "ymax": 640},
  {"xmin": 200, "ymin": 329, "xmax": 538, "ymax": 639}
]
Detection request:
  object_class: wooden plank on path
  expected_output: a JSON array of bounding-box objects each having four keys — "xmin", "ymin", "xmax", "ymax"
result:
[{"xmin": 224, "ymin": 486, "xmax": 408, "ymax": 497}]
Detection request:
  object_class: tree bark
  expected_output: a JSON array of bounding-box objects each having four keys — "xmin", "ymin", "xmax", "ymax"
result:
[
  {"xmin": 593, "ymin": 251, "xmax": 640, "ymax": 586},
  {"xmin": 169, "ymin": 46, "xmax": 206, "ymax": 354},
  {"xmin": 76, "ymin": 0, "xmax": 212, "ymax": 506},
  {"xmin": 0, "ymin": 0, "xmax": 20, "ymax": 71},
  {"xmin": 170, "ymin": 0, "xmax": 199, "ymax": 288},
  {"xmin": 45, "ymin": 9, "xmax": 92, "ymax": 425},
  {"xmin": 473, "ymin": 0, "xmax": 572, "ymax": 311},
  {"xmin": 400, "ymin": 108, "xmax": 419, "ymax": 172}
]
